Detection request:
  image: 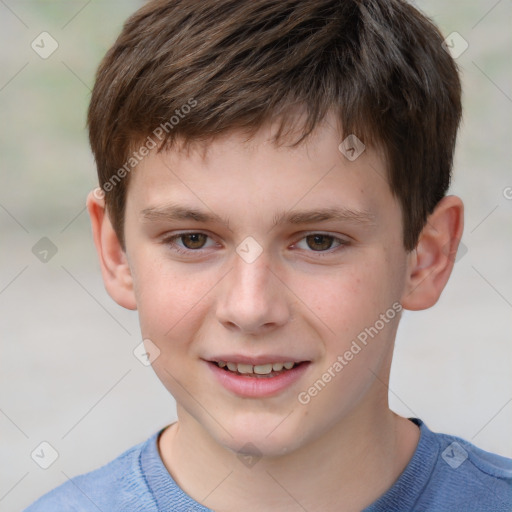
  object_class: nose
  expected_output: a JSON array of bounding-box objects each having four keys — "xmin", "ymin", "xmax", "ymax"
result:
[{"xmin": 215, "ymin": 250, "xmax": 292, "ymax": 335}]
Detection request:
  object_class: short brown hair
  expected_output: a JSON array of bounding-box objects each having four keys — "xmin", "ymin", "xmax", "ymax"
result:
[{"xmin": 87, "ymin": 0, "xmax": 462, "ymax": 251}]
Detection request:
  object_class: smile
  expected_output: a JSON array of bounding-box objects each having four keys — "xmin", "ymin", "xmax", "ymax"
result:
[
  {"xmin": 207, "ymin": 360, "xmax": 310, "ymax": 397},
  {"xmin": 215, "ymin": 360, "xmax": 298, "ymax": 377}
]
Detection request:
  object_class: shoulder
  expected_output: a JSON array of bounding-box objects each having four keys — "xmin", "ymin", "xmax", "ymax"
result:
[
  {"xmin": 367, "ymin": 419, "xmax": 512, "ymax": 512},
  {"xmin": 419, "ymin": 425, "xmax": 512, "ymax": 511},
  {"xmin": 23, "ymin": 433, "xmax": 159, "ymax": 512}
]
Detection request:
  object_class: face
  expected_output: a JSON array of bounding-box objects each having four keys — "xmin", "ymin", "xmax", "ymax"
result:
[{"xmin": 122, "ymin": 114, "xmax": 411, "ymax": 456}]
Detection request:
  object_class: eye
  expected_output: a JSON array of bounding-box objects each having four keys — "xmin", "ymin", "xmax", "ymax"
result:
[
  {"xmin": 161, "ymin": 231, "xmax": 349, "ymax": 258},
  {"xmin": 162, "ymin": 232, "xmax": 215, "ymax": 254},
  {"xmin": 294, "ymin": 233, "xmax": 348, "ymax": 255}
]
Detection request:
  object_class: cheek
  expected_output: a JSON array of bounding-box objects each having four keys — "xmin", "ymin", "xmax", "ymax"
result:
[
  {"xmin": 294, "ymin": 259, "xmax": 401, "ymax": 421},
  {"xmin": 134, "ymin": 257, "xmax": 210, "ymax": 344},
  {"xmin": 295, "ymin": 257, "xmax": 392, "ymax": 339},
  {"xmin": 133, "ymin": 261, "xmax": 215, "ymax": 398}
]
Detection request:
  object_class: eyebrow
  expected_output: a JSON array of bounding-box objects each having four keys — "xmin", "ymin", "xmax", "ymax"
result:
[{"xmin": 140, "ymin": 204, "xmax": 376, "ymax": 227}]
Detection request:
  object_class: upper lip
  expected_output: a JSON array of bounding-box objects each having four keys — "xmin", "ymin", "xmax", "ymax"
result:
[{"xmin": 205, "ymin": 355, "xmax": 309, "ymax": 365}]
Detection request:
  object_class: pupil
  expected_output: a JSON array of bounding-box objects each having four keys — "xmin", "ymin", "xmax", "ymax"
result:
[
  {"xmin": 184, "ymin": 233, "xmax": 206, "ymax": 249},
  {"xmin": 182, "ymin": 234, "xmax": 333, "ymax": 251},
  {"xmin": 308, "ymin": 234, "xmax": 332, "ymax": 251}
]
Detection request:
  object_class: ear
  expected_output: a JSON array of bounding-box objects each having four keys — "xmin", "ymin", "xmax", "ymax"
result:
[
  {"xmin": 86, "ymin": 189, "xmax": 137, "ymax": 310},
  {"xmin": 401, "ymin": 195, "xmax": 464, "ymax": 311}
]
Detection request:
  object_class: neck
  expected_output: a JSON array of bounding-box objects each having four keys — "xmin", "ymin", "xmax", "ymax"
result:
[{"xmin": 158, "ymin": 395, "xmax": 420, "ymax": 511}]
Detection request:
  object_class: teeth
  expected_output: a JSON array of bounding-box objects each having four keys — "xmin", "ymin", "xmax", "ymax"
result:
[
  {"xmin": 237, "ymin": 363, "xmax": 253, "ymax": 374},
  {"xmin": 217, "ymin": 361, "xmax": 297, "ymax": 374},
  {"xmin": 254, "ymin": 364, "xmax": 273, "ymax": 375}
]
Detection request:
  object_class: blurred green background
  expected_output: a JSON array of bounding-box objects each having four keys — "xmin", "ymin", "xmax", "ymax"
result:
[{"xmin": 1, "ymin": 1, "xmax": 511, "ymax": 510}]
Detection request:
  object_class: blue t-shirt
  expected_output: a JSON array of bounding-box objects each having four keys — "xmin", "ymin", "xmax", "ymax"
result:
[{"xmin": 24, "ymin": 418, "xmax": 512, "ymax": 511}]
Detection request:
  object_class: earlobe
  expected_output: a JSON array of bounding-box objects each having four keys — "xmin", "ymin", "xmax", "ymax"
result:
[
  {"xmin": 401, "ymin": 195, "xmax": 464, "ymax": 311},
  {"xmin": 86, "ymin": 189, "xmax": 137, "ymax": 311}
]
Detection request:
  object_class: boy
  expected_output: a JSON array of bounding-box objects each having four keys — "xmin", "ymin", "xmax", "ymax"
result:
[{"xmin": 25, "ymin": 0, "xmax": 512, "ymax": 510}]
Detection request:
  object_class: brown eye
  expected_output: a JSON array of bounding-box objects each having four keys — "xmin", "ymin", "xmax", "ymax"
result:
[
  {"xmin": 305, "ymin": 234, "xmax": 336, "ymax": 251},
  {"xmin": 180, "ymin": 233, "xmax": 208, "ymax": 249},
  {"xmin": 162, "ymin": 232, "xmax": 217, "ymax": 257}
]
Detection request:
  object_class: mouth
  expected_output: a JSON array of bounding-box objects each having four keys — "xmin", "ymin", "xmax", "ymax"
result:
[
  {"xmin": 212, "ymin": 360, "xmax": 304, "ymax": 378},
  {"xmin": 206, "ymin": 358, "xmax": 311, "ymax": 398}
]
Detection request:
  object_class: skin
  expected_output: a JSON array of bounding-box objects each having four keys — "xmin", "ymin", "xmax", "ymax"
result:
[{"xmin": 87, "ymin": 112, "xmax": 464, "ymax": 511}]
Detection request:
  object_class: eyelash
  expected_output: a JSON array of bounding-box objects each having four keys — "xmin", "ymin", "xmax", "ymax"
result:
[{"xmin": 161, "ymin": 232, "xmax": 349, "ymax": 258}]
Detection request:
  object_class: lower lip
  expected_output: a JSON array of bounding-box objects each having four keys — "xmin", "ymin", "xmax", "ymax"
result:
[{"xmin": 207, "ymin": 361, "xmax": 310, "ymax": 398}]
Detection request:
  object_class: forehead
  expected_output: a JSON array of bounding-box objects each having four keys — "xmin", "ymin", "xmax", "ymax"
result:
[{"xmin": 126, "ymin": 116, "xmax": 397, "ymax": 230}]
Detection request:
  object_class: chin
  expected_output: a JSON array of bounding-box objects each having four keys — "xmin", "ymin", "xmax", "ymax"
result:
[{"xmin": 207, "ymin": 410, "xmax": 313, "ymax": 459}]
